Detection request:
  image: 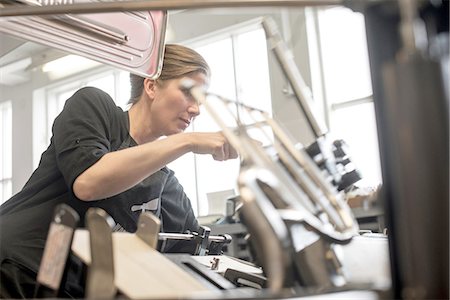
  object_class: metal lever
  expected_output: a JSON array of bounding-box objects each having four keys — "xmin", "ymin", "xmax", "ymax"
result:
[
  {"xmin": 136, "ymin": 212, "xmax": 161, "ymax": 249},
  {"xmin": 262, "ymin": 17, "xmax": 328, "ymax": 138},
  {"xmin": 35, "ymin": 204, "xmax": 79, "ymax": 297},
  {"xmin": 85, "ymin": 208, "xmax": 116, "ymax": 299}
]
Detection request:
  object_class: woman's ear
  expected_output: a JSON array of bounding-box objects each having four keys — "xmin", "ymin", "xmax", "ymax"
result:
[{"xmin": 143, "ymin": 78, "xmax": 156, "ymax": 99}]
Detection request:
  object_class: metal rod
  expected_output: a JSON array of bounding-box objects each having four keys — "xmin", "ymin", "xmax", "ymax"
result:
[
  {"xmin": 0, "ymin": 0, "xmax": 342, "ymax": 17},
  {"xmin": 191, "ymin": 86, "xmax": 250, "ymax": 161},
  {"xmin": 158, "ymin": 232, "xmax": 230, "ymax": 243},
  {"xmin": 57, "ymin": 15, "xmax": 129, "ymax": 44},
  {"xmin": 262, "ymin": 17, "xmax": 328, "ymax": 138},
  {"xmin": 330, "ymin": 94, "xmax": 373, "ymax": 110}
]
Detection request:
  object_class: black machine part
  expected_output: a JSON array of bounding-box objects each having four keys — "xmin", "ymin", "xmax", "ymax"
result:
[
  {"xmin": 164, "ymin": 254, "xmax": 236, "ymax": 291},
  {"xmin": 224, "ymin": 268, "xmax": 267, "ymax": 289},
  {"xmin": 157, "ymin": 226, "xmax": 232, "ymax": 256},
  {"xmin": 306, "ymin": 139, "xmax": 362, "ymax": 191},
  {"xmin": 360, "ymin": 0, "xmax": 449, "ymax": 298}
]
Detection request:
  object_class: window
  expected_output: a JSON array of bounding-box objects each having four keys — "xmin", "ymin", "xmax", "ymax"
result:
[
  {"xmin": 34, "ymin": 67, "xmax": 130, "ymax": 168},
  {"xmin": 0, "ymin": 101, "xmax": 12, "ymax": 204},
  {"xmin": 168, "ymin": 23, "xmax": 272, "ymax": 216},
  {"xmin": 308, "ymin": 7, "xmax": 382, "ymax": 188}
]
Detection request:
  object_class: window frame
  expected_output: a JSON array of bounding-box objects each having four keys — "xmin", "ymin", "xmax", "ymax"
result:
[
  {"xmin": 305, "ymin": 6, "xmax": 382, "ymax": 187},
  {"xmin": 179, "ymin": 18, "xmax": 273, "ymax": 216},
  {"xmin": 0, "ymin": 100, "xmax": 13, "ymax": 204},
  {"xmin": 33, "ymin": 66, "xmax": 129, "ymax": 169}
]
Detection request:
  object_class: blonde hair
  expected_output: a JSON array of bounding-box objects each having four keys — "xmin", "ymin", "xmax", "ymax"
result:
[{"xmin": 129, "ymin": 44, "xmax": 210, "ymax": 104}]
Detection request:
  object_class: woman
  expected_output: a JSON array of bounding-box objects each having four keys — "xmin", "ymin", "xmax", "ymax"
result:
[{"xmin": 0, "ymin": 44, "xmax": 237, "ymax": 298}]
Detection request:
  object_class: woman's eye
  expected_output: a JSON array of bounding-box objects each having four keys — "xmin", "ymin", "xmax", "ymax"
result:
[
  {"xmin": 180, "ymin": 87, "xmax": 191, "ymax": 97},
  {"xmin": 180, "ymin": 85, "xmax": 202, "ymax": 105},
  {"xmin": 182, "ymin": 88, "xmax": 198, "ymax": 102}
]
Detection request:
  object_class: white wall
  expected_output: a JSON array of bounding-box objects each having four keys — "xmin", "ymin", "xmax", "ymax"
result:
[
  {"xmin": 1, "ymin": 70, "xmax": 52, "ymax": 192},
  {"xmin": 0, "ymin": 7, "xmax": 319, "ymax": 195}
]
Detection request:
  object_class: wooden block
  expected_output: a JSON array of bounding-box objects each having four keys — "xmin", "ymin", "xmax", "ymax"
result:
[{"xmin": 72, "ymin": 230, "xmax": 214, "ymax": 299}]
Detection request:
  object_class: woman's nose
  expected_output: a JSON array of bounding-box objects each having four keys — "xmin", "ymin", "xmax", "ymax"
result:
[{"xmin": 188, "ymin": 102, "xmax": 200, "ymax": 116}]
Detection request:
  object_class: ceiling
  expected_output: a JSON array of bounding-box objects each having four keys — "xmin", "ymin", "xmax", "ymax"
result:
[
  {"xmin": 0, "ymin": 6, "xmax": 277, "ymax": 86},
  {"xmin": 0, "ymin": 33, "xmax": 67, "ymax": 85},
  {"xmin": 0, "ymin": 5, "xmax": 193, "ymax": 86}
]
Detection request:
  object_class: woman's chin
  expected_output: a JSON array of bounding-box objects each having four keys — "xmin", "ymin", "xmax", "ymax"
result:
[{"xmin": 166, "ymin": 128, "xmax": 184, "ymax": 136}]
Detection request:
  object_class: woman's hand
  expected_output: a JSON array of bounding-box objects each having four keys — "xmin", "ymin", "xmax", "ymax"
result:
[{"xmin": 187, "ymin": 132, "xmax": 238, "ymax": 161}]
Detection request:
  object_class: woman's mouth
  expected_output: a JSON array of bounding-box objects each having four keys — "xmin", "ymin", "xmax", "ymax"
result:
[{"xmin": 180, "ymin": 118, "xmax": 190, "ymax": 127}]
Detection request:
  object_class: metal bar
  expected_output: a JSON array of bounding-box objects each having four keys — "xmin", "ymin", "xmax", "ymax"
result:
[
  {"xmin": 158, "ymin": 232, "xmax": 230, "ymax": 243},
  {"xmin": 0, "ymin": 0, "xmax": 342, "ymax": 17},
  {"xmin": 262, "ymin": 17, "xmax": 328, "ymax": 138},
  {"xmin": 330, "ymin": 95, "xmax": 373, "ymax": 110},
  {"xmin": 55, "ymin": 14, "xmax": 129, "ymax": 44},
  {"xmin": 190, "ymin": 86, "xmax": 250, "ymax": 161},
  {"xmin": 265, "ymin": 115, "xmax": 355, "ymax": 230},
  {"xmin": 159, "ymin": 233, "xmax": 195, "ymax": 240}
]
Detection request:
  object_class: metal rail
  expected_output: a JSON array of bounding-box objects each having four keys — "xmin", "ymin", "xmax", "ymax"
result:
[{"xmin": 0, "ymin": 0, "xmax": 342, "ymax": 17}]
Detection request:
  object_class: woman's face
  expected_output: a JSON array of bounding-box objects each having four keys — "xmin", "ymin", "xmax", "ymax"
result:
[{"xmin": 150, "ymin": 72, "xmax": 207, "ymax": 136}]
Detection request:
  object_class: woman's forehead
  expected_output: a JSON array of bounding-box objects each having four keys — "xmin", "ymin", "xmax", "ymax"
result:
[
  {"xmin": 178, "ymin": 73, "xmax": 209, "ymax": 89},
  {"xmin": 158, "ymin": 73, "xmax": 209, "ymax": 91},
  {"xmin": 187, "ymin": 72, "xmax": 209, "ymax": 85}
]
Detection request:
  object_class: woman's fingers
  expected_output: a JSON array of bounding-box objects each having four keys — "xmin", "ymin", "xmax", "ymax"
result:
[
  {"xmin": 223, "ymin": 141, "xmax": 230, "ymax": 159},
  {"xmin": 211, "ymin": 141, "xmax": 238, "ymax": 161},
  {"xmin": 228, "ymin": 142, "xmax": 238, "ymax": 159},
  {"xmin": 188, "ymin": 131, "xmax": 238, "ymax": 161},
  {"xmin": 212, "ymin": 143, "xmax": 226, "ymax": 161}
]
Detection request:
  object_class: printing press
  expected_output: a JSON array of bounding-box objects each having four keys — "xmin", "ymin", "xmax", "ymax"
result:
[{"xmin": 0, "ymin": 0, "xmax": 448, "ymax": 299}]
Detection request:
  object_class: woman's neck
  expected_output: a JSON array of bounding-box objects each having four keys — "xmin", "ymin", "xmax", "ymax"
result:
[{"xmin": 128, "ymin": 100, "xmax": 158, "ymax": 144}]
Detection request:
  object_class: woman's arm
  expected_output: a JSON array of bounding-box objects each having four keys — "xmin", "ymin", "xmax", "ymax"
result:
[{"xmin": 73, "ymin": 132, "xmax": 237, "ymax": 201}]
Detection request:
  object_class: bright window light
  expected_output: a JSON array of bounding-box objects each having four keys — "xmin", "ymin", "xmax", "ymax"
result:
[
  {"xmin": 0, "ymin": 101, "xmax": 13, "ymax": 204},
  {"xmin": 42, "ymin": 55, "xmax": 101, "ymax": 78},
  {"xmin": 318, "ymin": 7, "xmax": 373, "ymax": 103},
  {"xmin": 317, "ymin": 7, "xmax": 382, "ymax": 188}
]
